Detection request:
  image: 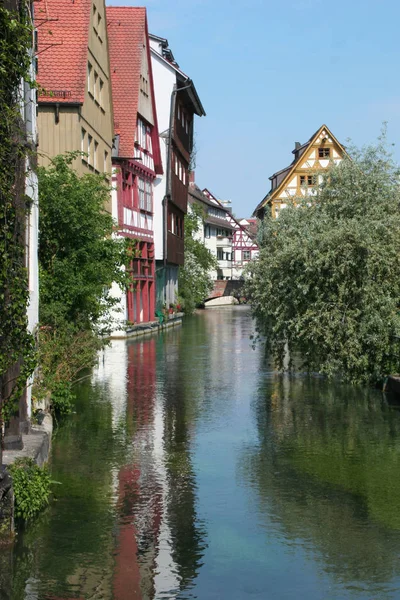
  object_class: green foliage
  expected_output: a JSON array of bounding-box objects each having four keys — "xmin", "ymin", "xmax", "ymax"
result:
[
  {"xmin": 179, "ymin": 204, "xmax": 217, "ymax": 314},
  {"xmin": 0, "ymin": 5, "xmax": 36, "ymax": 424},
  {"xmin": 34, "ymin": 325, "xmax": 104, "ymax": 415},
  {"xmin": 38, "ymin": 153, "xmax": 128, "ymax": 332},
  {"xmin": 9, "ymin": 458, "xmax": 51, "ymax": 521},
  {"xmin": 246, "ymin": 132, "xmax": 400, "ymax": 385}
]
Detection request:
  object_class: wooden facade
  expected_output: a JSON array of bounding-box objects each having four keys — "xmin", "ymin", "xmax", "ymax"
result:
[{"xmin": 167, "ymin": 92, "xmax": 194, "ymax": 266}]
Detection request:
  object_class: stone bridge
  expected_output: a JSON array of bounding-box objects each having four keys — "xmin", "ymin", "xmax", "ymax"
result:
[{"xmin": 206, "ymin": 280, "xmax": 244, "ymax": 301}]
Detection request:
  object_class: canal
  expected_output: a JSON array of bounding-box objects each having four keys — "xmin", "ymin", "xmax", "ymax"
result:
[{"xmin": 3, "ymin": 306, "xmax": 400, "ymax": 599}]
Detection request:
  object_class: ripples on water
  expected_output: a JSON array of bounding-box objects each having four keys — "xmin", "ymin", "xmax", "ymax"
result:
[{"xmin": 2, "ymin": 307, "xmax": 400, "ymax": 599}]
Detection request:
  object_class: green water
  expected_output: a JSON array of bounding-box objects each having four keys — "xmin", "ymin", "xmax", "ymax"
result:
[{"xmin": 3, "ymin": 306, "xmax": 400, "ymax": 598}]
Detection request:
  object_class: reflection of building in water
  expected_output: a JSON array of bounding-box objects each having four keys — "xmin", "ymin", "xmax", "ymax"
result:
[{"xmin": 93, "ymin": 337, "xmax": 189, "ymax": 598}]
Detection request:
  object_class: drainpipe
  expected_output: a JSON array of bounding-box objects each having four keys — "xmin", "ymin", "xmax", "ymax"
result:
[{"xmin": 163, "ymin": 80, "xmax": 194, "ymax": 301}]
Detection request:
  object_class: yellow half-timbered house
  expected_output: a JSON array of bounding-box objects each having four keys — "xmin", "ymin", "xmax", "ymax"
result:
[{"xmin": 254, "ymin": 125, "xmax": 347, "ymax": 219}]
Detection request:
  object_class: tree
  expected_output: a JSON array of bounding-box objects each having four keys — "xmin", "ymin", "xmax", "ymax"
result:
[
  {"xmin": 37, "ymin": 154, "xmax": 128, "ymax": 413},
  {"xmin": 38, "ymin": 153, "xmax": 127, "ymax": 331},
  {"xmin": 178, "ymin": 204, "xmax": 217, "ymax": 314},
  {"xmin": 246, "ymin": 133, "xmax": 400, "ymax": 385}
]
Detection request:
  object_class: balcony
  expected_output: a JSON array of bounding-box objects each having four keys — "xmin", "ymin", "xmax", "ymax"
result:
[{"xmin": 216, "ymin": 236, "xmax": 233, "ymax": 247}]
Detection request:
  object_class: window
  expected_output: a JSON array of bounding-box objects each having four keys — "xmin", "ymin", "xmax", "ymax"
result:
[
  {"xmin": 243, "ymin": 250, "xmax": 251, "ymax": 261},
  {"xmin": 300, "ymin": 175, "xmax": 314, "ymax": 186},
  {"xmin": 145, "ymin": 180, "xmax": 152, "ymax": 212},
  {"xmin": 104, "ymin": 150, "xmax": 108, "ymax": 172},
  {"xmin": 99, "ymin": 79, "xmax": 104, "ymax": 106},
  {"xmin": 94, "ymin": 140, "xmax": 98, "ymax": 171},
  {"xmin": 217, "ymin": 248, "xmax": 224, "ymax": 260},
  {"xmin": 138, "ymin": 178, "xmax": 145, "ymax": 211},
  {"xmin": 205, "ymin": 225, "xmax": 211, "ymax": 238},
  {"xmin": 318, "ymin": 147, "xmax": 330, "ymax": 158},
  {"xmin": 88, "ymin": 134, "xmax": 93, "ymax": 165},
  {"xmin": 94, "ymin": 72, "xmax": 98, "ymax": 102},
  {"xmin": 81, "ymin": 128, "xmax": 86, "ymax": 154},
  {"xmin": 87, "ymin": 63, "xmax": 92, "ymax": 95}
]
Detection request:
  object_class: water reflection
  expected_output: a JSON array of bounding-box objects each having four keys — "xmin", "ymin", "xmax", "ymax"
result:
[
  {"xmin": 4, "ymin": 308, "xmax": 400, "ymax": 599},
  {"xmin": 239, "ymin": 372, "xmax": 400, "ymax": 597}
]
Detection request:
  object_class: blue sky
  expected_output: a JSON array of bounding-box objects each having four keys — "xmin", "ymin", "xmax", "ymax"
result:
[{"xmin": 108, "ymin": 0, "xmax": 400, "ymax": 217}]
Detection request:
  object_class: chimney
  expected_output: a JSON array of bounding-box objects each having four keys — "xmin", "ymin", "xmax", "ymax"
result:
[
  {"xmin": 189, "ymin": 171, "xmax": 195, "ymax": 186},
  {"xmin": 295, "ymin": 141, "xmax": 301, "ymax": 150}
]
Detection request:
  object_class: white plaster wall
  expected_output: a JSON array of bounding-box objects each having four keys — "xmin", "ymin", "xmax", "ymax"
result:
[
  {"xmin": 150, "ymin": 50, "xmax": 176, "ymax": 261},
  {"xmin": 25, "ymin": 36, "xmax": 39, "ymax": 418}
]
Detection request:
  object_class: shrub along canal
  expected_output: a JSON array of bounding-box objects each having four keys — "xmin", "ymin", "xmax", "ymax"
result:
[{"xmin": 2, "ymin": 306, "xmax": 400, "ymax": 598}]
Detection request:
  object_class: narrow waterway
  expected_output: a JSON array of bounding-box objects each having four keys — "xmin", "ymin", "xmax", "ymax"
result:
[{"xmin": 3, "ymin": 307, "xmax": 400, "ymax": 599}]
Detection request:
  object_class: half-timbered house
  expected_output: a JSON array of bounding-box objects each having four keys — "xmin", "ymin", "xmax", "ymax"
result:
[
  {"xmin": 202, "ymin": 189, "xmax": 259, "ymax": 279},
  {"xmin": 188, "ymin": 183, "xmax": 233, "ymax": 280},
  {"xmin": 254, "ymin": 125, "xmax": 346, "ymax": 220},
  {"xmin": 107, "ymin": 8, "xmax": 162, "ymax": 330}
]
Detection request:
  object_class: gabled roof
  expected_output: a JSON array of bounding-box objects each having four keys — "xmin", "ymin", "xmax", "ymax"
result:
[
  {"xmin": 150, "ymin": 38, "xmax": 205, "ymax": 117},
  {"xmin": 36, "ymin": 0, "xmax": 91, "ymax": 104},
  {"xmin": 253, "ymin": 124, "xmax": 347, "ymax": 216},
  {"xmin": 107, "ymin": 7, "xmax": 162, "ymax": 171},
  {"xmin": 201, "ymin": 188, "xmax": 259, "ymax": 247}
]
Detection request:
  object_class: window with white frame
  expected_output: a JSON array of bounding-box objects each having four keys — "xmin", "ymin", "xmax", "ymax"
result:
[
  {"xmin": 243, "ymin": 250, "xmax": 251, "ymax": 261},
  {"xmin": 138, "ymin": 177, "xmax": 145, "ymax": 211},
  {"xmin": 145, "ymin": 180, "xmax": 152, "ymax": 212}
]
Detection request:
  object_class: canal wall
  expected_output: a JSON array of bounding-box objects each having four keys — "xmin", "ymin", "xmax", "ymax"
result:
[
  {"xmin": 0, "ymin": 414, "xmax": 53, "ymax": 541},
  {"xmin": 113, "ymin": 313, "xmax": 184, "ymax": 340}
]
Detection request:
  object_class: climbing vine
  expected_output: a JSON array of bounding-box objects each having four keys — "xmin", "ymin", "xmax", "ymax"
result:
[{"xmin": 0, "ymin": 4, "xmax": 37, "ymax": 431}]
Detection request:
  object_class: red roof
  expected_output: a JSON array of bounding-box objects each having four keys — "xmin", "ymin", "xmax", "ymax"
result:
[
  {"xmin": 107, "ymin": 7, "xmax": 162, "ymax": 171},
  {"xmin": 107, "ymin": 7, "xmax": 145, "ymax": 158},
  {"xmin": 36, "ymin": 0, "xmax": 91, "ymax": 104}
]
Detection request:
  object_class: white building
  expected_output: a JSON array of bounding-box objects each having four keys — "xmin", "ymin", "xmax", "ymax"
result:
[
  {"xmin": 188, "ymin": 183, "xmax": 233, "ymax": 280},
  {"xmin": 149, "ymin": 34, "xmax": 205, "ymax": 308}
]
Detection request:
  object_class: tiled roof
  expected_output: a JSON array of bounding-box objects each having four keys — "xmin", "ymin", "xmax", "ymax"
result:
[
  {"xmin": 36, "ymin": 0, "xmax": 91, "ymax": 104},
  {"xmin": 107, "ymin": 7, "xmax": 145, "ymax": 158}
]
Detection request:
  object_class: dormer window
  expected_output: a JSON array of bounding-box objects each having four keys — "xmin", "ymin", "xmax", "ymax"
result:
[{"xmin": 318, "ymin": 147, "xmax": 330, "ymax": 158}]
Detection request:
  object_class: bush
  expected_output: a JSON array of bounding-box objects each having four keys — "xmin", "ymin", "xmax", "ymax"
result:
[{"xmin": 9, "ymin": 458, "xmax": 51, "ymax": 521}]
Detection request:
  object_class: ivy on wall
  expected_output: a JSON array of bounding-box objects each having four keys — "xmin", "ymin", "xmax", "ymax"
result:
[{"xmin": 0, "ymin": 4, "xmax": 37, "ymax": 429}]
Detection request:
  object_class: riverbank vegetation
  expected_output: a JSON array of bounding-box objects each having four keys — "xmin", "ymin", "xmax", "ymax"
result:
[
  {"xmin": 178, "ymin": 204, "xmax": 217, "ymax": 314},
  {"xmin": 246, "ymin": 133, "xmax": 400, "ymax": 385},
  {"xmin": 36, "ymin": 154, "xmax": 128, "ymax": 413},
  {"xmin": 8, "ymin": 458, "xmax": 51, "ymax": 521}
]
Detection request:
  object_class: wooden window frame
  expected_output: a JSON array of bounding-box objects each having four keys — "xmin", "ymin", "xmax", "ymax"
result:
[
  {"xmin": 300, "ymin": 175, "xmax": 314, "ymax": 186},
  {"xmin": 318, "ymin": 147, "xmax": 330, "ymax": 158}
]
